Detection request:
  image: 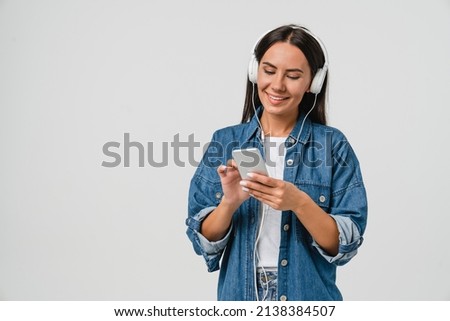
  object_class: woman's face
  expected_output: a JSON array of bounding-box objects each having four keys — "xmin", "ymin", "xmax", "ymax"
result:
[{"xmin": 257, "ymin": 41, "xmax": 312, "ymax": 119}]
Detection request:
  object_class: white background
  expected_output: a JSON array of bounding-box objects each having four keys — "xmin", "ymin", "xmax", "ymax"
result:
[{"xmin": 1, "ymin": 0, "xmax": 449, "ymax": 300}]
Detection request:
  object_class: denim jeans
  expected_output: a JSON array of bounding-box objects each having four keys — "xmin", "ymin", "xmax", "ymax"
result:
[{"xmin": 257, "ymin": 270, "xmax": 278, "ymax": 301}]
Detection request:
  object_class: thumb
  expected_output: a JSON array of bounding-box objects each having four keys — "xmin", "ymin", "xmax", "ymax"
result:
[{"xmin": 217, "ymin": 164, "xmax": 228, "ymax": 178}]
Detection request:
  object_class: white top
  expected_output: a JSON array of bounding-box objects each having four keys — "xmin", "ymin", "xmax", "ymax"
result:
[{"xmin": 256, "ymin": 136, "xmax": 286, "ymax": 268}]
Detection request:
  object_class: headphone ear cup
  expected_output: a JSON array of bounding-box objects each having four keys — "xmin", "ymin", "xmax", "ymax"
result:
[
  {"xmin": 309, "ymin": 67, "xmax": 327, "ymax": 94},
  {"xmin": 248, "ymin": 54, "xmax": 258, "ymax": 84}
]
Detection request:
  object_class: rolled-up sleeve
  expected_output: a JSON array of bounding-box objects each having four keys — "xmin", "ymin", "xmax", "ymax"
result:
[
  {"xmin": 187, "ymin": 205, "xmax": 231, "ymax": 250},
  {"xmin": 312, "ymin": 214, "xmax": 363, "ymax": 265},
  {"xmin": 186, "ymin": 205, "xmax": 232, "ymax": 272}
]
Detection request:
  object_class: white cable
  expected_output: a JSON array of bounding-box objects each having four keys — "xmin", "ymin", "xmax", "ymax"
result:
[
  {"xmin": 251, "ymin": 83, "xmax": 267, "ymax": 145},
  {"xmin": 286, "ymin": 94, "xmax": 318, "ymax": 151},
  {"xmin": 254, "ymin": 202, "xmax": 268, "ymax": 301}
]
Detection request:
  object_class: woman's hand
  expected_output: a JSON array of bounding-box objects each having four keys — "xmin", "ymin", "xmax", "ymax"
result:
[
  {"xmin": 239, "ymin": 172, "xmax": 305, "ymax": 212},
  {"xmin": 240, "ymin": 172, "xmax": 339, "ymax": 256},
  {"xmin": 217, "ymin": 159, "xmax": 250, "ymax": 207},
  {"xmin": 200, "ymin": 160, "xmax": 250, "ymax": 242}
]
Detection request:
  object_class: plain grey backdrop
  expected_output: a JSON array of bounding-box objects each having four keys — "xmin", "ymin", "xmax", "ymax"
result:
[{"xmin": 1, "ymin": 0, "xmax": 450, "ymax": 300}]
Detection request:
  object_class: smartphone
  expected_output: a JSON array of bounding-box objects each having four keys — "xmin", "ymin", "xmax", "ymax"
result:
[{"xmin": 232, "ymin": 148, "xmax": 269, "ymax": 178}]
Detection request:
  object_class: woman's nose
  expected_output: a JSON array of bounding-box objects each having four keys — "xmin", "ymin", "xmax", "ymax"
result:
[{"xmin": 271, "ymin": 73, "xmax": 286, "ymax": 92}]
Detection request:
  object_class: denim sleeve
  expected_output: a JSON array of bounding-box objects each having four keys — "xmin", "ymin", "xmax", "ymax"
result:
[
  {"xmin": 185, "ymin": 131, "xmax": 230, "ymax": 272},
  {"xmin": 312, "ymin": 132, "xmax": 368, "ymax": 266},
  {"xmin": 185, "ymin": 205, "xmax": 232, "ymax": 272},
  {"xmin": 312, "ymin": 214, "xmax": 363, "ymax": 265}
]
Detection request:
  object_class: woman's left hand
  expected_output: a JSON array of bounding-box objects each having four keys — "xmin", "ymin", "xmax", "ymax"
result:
[
  {"xmin": 239, "ymin": 172, "xmax": 305, "ymax": 212},
  {"xmin": 242, "ymin": 172, "xmax": 339, "ymax": 256}
]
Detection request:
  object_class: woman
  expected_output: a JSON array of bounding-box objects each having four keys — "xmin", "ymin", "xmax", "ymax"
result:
[{"xmin": 186, "ymin": 24, "xmax": 368, "ymax": 301}]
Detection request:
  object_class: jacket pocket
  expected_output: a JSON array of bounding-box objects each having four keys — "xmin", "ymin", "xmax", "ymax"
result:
[
  {"xmin": 190, "ymin": 174, "xmax": 224, "ymax": 212},
  {"xmin": 292, "ymin": 182, "xmax": 331, "ymax": 243},
  {"xmin": 294, "ymin": 182, "xmax": 331, "ymax": 211}
]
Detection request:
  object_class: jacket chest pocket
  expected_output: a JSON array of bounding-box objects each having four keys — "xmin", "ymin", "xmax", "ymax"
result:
[
  {"xmin": 190, "ymin": 175, "xmax": 223, "ymax": 211},
  {"xmin": 292, "ymin": 182, "xmax": 331, "ymax": 242},
  {"xmin": 294, "ymin": 182, "xmax": 331, "ymax": 211}
]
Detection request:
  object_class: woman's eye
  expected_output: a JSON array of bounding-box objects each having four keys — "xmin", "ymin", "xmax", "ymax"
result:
[
  {"xmin": 263, "ymin": 70, "xmax": 275, "ymax": 75},
  {"xmin": 287, "ymin": 74, "xmax": 301, "ymax": 80}
]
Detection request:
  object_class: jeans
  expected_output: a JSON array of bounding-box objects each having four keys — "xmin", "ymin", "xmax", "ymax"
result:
[{"xmin": 256, "ymin": 270, "xmax": 278, "ymax": 301}]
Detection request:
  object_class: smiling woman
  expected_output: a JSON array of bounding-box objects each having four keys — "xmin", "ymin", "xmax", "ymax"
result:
[
  {"xmin": 185, "ymin": 24, "xmax": 368, "ymax": 301},
  {"xmin": 256, "ymin": 42, "xmax": 312, "ymax": 136}
]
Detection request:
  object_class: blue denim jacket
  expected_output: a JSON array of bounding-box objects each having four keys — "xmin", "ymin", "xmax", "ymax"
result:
[{"xmin": 186, "ymin": 110, "xmax": 368, "ymax": 301}]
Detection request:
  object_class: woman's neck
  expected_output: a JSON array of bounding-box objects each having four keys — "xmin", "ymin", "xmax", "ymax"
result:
[{"xmin": 260, "ymin": 110, "xmax": 297, "ymax": 137}]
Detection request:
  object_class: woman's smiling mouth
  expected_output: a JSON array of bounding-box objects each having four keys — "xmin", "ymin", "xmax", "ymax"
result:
[{"xmin": 266, "ymin": 92, "xmax": 289, "ymax": 104}]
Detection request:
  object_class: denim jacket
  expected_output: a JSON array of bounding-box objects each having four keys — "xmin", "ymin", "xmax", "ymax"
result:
[{"xmin": 186, "ymin": 110, "xmax": 368, "ymax": 301}]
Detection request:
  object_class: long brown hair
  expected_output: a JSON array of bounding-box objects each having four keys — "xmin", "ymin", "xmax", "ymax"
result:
[{"xmin": 241, "ymin": 24, "xmax": 328, "ymax": 125}]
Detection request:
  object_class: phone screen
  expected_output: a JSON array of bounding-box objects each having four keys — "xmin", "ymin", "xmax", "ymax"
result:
[{"xmin": 232, "ymin": 148, "xmax": 269, "ymax": 178}]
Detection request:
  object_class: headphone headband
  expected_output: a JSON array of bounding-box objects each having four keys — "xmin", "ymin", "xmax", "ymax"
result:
[{"xmin": 248, "ymin": 25, "xmax": 329, "ymax": 94}]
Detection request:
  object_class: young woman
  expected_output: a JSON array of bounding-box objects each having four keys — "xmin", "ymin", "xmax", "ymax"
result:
[{"xmin": 186, "ymin": 24, "xmax": 368, "ymax": 301}]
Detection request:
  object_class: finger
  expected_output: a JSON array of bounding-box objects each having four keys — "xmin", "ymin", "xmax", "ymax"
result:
[
  {"xmin": 240, "ymin": 179, "xmax": 273, "ymax": 195},
  {"xmin": 218, "ymin": 163, "xmax": 235, "ymax": 174},
  {"xmin": 249, "ymin": 190, "xmax": 278, "ymax": 209},
  {"xmin": 217, "ymin": 165, "xmax": 228, "ymax": 177},
  {"xmin": 226, "ymin": 159, "xmax": 238, "ymax": 169},
  {"xmin": 246, "ymin": 172, "xmax": 278, "ymax": 187},
  {"xmin": 218, "ymin": 163, "xmax": 241, "ymax": 181}
]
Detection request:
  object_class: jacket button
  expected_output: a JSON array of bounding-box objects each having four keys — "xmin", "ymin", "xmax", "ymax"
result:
[
  {"xmin": 319, "ymin": 195, "xmax": 326, "ymax": 203},
  {"xmin": 283, "ymin": 224, "xmax": 289, "ymax": 231},
  {"xmin": 281, "ymin": 259, "xmax": 288, "ymax": 267},
  {"xmin": 280, "ymin": 295, "xmax": 287, "ymax": 301},
  {"xmin": 215, "ymin": 192, "xmax": 222, "ymax": 199},
  {"xmin": 286, "ymin": 159, "xmax": 294, "ymax": 166}
]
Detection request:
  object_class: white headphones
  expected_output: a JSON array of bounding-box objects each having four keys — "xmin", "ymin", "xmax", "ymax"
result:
[{"xmin": 247, "ymin": 25, "xmax": 329, "ymax": 95}]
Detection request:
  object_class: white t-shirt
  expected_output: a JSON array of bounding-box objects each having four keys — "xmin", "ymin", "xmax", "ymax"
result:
[{"xmin": 256, "ymin": 136, "xmax": 287, "ymax": 268}]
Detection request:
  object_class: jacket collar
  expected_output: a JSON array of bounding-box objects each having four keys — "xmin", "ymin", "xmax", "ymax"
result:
[{"xmin": 242, "ymin": 106, "xmax": 312, "ymax": 146}]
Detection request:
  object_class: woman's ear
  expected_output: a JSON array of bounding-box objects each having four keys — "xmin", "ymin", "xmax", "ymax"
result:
[{"xmin": 306, "ymin": 81, "xmax": 312, "ymax": 93}]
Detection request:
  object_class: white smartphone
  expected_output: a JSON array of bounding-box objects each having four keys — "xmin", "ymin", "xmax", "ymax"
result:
[{"xmin": 232, "ymin": 148, "xmax": 269, "ymax": 178}]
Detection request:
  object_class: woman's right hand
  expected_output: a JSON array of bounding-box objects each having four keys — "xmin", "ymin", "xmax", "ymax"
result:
[
  {"xmin": 217, "ymin": 159, "xmax": 250, "ymax": 208},
  {"xmin": 200, "ymin": 160, "xmax": 249, "ymax": 241}
]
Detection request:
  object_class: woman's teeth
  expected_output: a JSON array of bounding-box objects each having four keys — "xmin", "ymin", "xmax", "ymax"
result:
[{"xmin": 269, "ymin": 94, "xmax": 285, "ymax": 101}]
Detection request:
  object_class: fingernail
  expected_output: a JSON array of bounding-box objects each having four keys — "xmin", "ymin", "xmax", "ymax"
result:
[
  {"xmin": 247, "ymin": 173, "xmax": 254, "ymax": 178},
  {"xmin": 241, "ymin": 187, "xmax": 249, "ymax": 192},
  {"xmin": 239, "ymin": 180, "xmax": 247, "ymax": 186}
]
